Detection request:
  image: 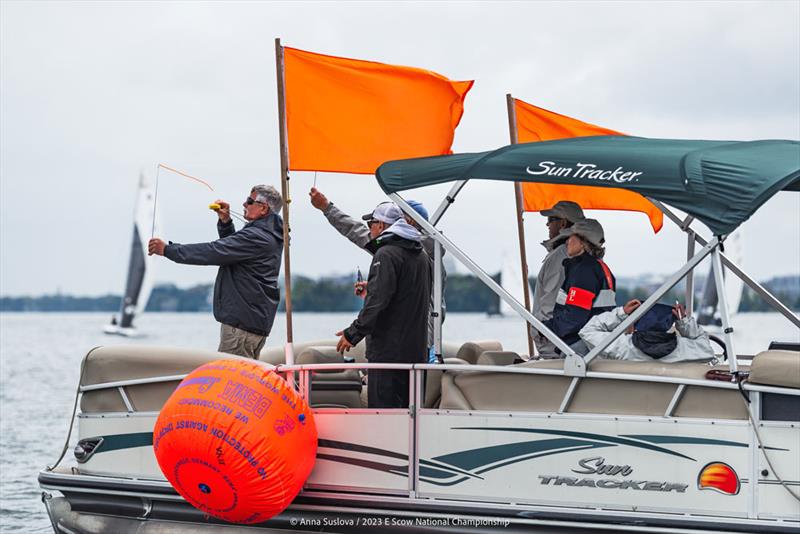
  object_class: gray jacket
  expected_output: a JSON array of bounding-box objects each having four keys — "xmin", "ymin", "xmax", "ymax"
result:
[
  {"xmin": 532, "ymin": 236, "xmax": 568, "ymax": 322},
  {"xmin": 164, "ymin": 214, "xmax": 283, "ymax": 336},
  {"xmin": 322, "ymin": 203, "xmax": 445, "ymax": 345},
  {"xmin": 579, "ymin": 306, "xmax": 716, "ymax": 363}
]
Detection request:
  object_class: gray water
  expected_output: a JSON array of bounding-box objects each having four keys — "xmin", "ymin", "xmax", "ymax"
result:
[{"xmin": 1, "ymin": 311, "xmax": 797, "ymax": 532}]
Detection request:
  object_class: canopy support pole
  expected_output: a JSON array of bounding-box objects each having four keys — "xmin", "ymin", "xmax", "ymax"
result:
[
  {"xmin": 583, "ymin": 237, "xmax": 720, "ymax": 365},
  {"xmin": 390, "ymin": 192, "xmax": 584, "ymax": 375},
  {"xmin": 431, "ymin": 180, "xmax": 468, "ymax": 226},
  {"xmin": 649, "ymin": 198, "xmax": 800, "ymax": 329},
  {"xmin": 433, "ymin": 240, "xmax": 443, "ymax": 361},
  {"xmin": 686, "ymin": 230, "xmax": 696, "ymax": 315},
  {"xmin": 429, "ymin": 180, "xmax": 467, "ymax": 362},
  {"xmin": 275, "ymin": 38, "xmax": 295, "ymax": 371},
  {"xmin": 506, "ymin": 94, "xmax": 535, "ymax": 358},
  {"xmin": 711, "ymin": 246, "xmax": 738, "ymax": 372}
]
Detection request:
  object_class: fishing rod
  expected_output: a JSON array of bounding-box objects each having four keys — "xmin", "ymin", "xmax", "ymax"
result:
[{"xmin": 208, "ymin": 203, "xmax": 248, "ymax": 224}]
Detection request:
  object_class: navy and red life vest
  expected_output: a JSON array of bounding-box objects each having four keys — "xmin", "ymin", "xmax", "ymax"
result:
[{"xmin": 546, "ymin": 254, "xmax": 617, "ymax": 346}]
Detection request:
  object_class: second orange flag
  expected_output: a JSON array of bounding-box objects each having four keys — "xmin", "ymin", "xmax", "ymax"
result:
[{"xmin": 514, "ymin": 98, "xmax": 663, "ymax": 232}]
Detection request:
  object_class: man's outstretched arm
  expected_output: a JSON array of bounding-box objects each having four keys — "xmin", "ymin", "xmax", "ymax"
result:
[{"xmin": 310, "ymin": 187, "xmax": 371, "ymax": 249}]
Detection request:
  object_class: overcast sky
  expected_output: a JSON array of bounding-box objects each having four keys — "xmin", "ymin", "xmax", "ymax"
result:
[{"xmin": 1, "ymin": 1, "xmax": 798, "ymax": 297}]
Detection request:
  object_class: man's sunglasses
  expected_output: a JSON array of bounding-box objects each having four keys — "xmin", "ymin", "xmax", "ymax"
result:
[
  {"xmin": 245, "ymin": 197, "xmax": 265, "ymax": 206},
  {"xmin": 367, "ymin": 219, "xmax": 380, "ymax": 227},
  {"xmin": 546, "ymin": 216, "xmax": 565, "ymax": 224}
]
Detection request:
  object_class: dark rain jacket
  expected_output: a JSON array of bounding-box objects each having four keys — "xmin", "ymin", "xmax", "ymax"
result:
[
  {"xmin": 322, "ymin": 202, "xmax": 446, "ymax": 346},
  {"xmin": 164, "ymin": 213, "xmax": 283, "ymax": 336},
  {"xmin": 343, "ymin": 234, "xmax": 431, "ymax": 363},
  {"xmin": 544, "ymin": 253, "xmax": 616, "ymax": 346}
]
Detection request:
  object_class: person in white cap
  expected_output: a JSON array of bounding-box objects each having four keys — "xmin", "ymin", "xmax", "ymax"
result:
[
  {"xmin": 310, "ymin": 187, "xmax": 445, "ymax": 362},
  {"xmin": 334, "ymin": 201, "xmax": 431, "ymax": 408},
  {"xmin": 531, "ymin": 201, "xmax": 585, "ymax": 358}
]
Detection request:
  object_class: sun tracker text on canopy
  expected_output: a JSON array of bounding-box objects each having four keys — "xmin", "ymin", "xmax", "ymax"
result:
[{"xmin": 375, "ymin": 136, "xmax": 800, "ymax": 236}]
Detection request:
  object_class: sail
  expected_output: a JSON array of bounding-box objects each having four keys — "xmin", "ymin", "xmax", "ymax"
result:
[
  {"xmin": 116, "ymin": 173, "xmax": 158, "ymax": 329},
  {"xmin": 697, "ymin": 229, "xmax": 744, "ymax": 325},
  {"xmin": 499, "ymin": 252, "xmax": 532, "ymax": 316}
]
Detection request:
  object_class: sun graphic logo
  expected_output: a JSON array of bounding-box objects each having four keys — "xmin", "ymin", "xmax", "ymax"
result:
[{"xmin": 697, "ymin": 462, "xmax": 740, "ymax": 495}]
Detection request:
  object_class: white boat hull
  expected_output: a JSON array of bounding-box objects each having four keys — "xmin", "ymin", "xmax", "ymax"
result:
[
  {"xmin": 38, "ymin": 344, "xmax": 800, "ymax": 533},
  {"xmin": 102, "ymin": 324, "xmax": 143, "ymax": 337}
]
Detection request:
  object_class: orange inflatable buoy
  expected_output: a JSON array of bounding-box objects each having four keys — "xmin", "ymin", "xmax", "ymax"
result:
[{"xmin": 153, "ymin": 359, "xmax": 317, "ymax": 524}]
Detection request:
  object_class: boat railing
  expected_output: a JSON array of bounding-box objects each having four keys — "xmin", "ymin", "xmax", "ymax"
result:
[
  {"xmin": 278, "ymin": 361, "xmax": 799, "ymax": 390},
  {"xmin": 77, "ymin": 361, "xmax": 800, "ymax": 398},
  {"xmin": 75, "ymin": 359, "xmax": 798, "ymax": 420}
]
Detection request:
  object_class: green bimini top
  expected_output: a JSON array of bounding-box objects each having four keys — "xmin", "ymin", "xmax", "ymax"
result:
[{"xmin": 375, "ymin": 136, "xmax": 800, "ymax": 236}]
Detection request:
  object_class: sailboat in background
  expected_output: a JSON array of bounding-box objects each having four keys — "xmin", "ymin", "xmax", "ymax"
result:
[
  {"xmin": 697, "ymin": 229, "xmax": 744, "ymax": 326},
  {"xmin": 103, "ymin": 172, "xmax": 158, "ymax": 337},
  {"xmin": 497, "ymin": 251, "xmax": 533, "ymax": 317}
]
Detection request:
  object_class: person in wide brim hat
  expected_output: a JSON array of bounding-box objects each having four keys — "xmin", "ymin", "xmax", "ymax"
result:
[
  {"xmin": 542, "ymin": 218, "xmax": 616, "ymax": 357},
  {"xmin": 559, "ymin": 218, "xmax": 606, "ymax": 259}
]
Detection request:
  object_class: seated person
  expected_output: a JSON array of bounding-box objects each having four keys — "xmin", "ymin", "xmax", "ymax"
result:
[
  {"xmin": 579, "ymin": 299, "xmax": 716, "ymax": 362},
  {"xmin": 542, "ymin": 218, "xmax": 616, "ymax": 356}
]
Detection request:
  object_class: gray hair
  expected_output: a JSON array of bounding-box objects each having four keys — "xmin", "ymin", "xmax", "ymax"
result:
[
  {"xmin": 251, "ymin": 184, "xmax": 283, "ymax": 214},
  {"xmin": 579, "ymin": 236, "xmax": 606, "ymax": 259}
]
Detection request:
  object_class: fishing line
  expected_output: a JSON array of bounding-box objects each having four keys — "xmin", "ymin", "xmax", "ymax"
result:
[
  {"xmin": 158, "ymin": 163, "xmax": 215, "ymax": 191},
  {"xmin": 212, "ymin": 204, "xmax": 248, "ymax": 224},
  {"xmin": 229, "ymin": 210, "xmax": 248, "ymax": 224},
  {"xmin": 151, "ymin": 163, "xmax": 162, "ymax": 238},
  {"xmin": 151, "ymin": 163, "xmax": 250, "ymax": 234}
]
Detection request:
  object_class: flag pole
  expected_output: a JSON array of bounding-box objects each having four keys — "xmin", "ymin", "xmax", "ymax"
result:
[
  {"xmin": 506, "ymin": 94, "xmax": 535, "ymax": 358},
  {"xmin": 275, "ymin": 38, "xmax": 295, "ymax": 368}
]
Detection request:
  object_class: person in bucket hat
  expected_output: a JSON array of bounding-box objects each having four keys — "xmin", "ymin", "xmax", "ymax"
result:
[{"xmin": 542, "ymin": 218, "xmax": 617, "ymax": 356}]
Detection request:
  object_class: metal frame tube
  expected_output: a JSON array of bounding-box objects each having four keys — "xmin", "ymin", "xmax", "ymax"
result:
[
  {"xmin": 433, "ymin": 240, "xmax": 443, "ymax": 360},
  {"xmin": 411, "ymin": 369, "xmax": 423, "ymax": 497},
  {"xmin": 650, "ymin": 198, "xmax": 800, "ymax": 328},
  {"xmin": 749, "ymin": 391, "xmax": 761, "ymax": 519},
  {"xmin": 430, "ymin": 180, "xmax": 468, "ymax": 226},
  {"xmin": 80, "ymin": 374, "xmax": 188, "ymax": 392},
  {"xmin": 712, "ymin": 247, "xmax": 738, "ymax": 372},
  {"xmin": 664, "ymin": 384, "xmax": 686, "ymax": 417},
  {"xmin": 686, "ymin": 230, "xmax": 696, "ymax": 315}
]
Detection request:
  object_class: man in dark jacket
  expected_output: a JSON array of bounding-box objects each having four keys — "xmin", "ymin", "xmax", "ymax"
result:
[
  {"xmin": 335, "ymin": 202, "xmax": 431, "ymax": 408},
  {"xmin": 148, "ymin": 185, "xmax": 283, "ymax": 358},
  {"xmin": 310, "ymin": 187, "xmax": 445, "ymax": 362}
]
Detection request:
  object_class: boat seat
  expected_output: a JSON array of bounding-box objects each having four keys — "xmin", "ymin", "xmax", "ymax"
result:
[
  {"xmin": 296, "ymin": 347, "xmax": 362, "ymax": 408},
  {"xmin": 421, "ymin": 342, "xmax": 504, "ymax": 409},
  {"xmin": 477, "ymin": 351, "xmax": 518, "ymax": 366},
  {"xmin": 439, "ymin": 358, "xmax": 748, "ymax": 419},
  {"xmin": 79, "ymin": 345, "xmax": 251, "ymax": 413},
  {"xmin": 423, "ymin": 358, "xmax": 470, "ymax": 409},
  {"xmin": 749, "ymin": 350, "xmax": 800, "ymax": 389},
  {"xmin": 260, "ymin": 339, "xmax": 367, "ymax": 365},
  {"xmin": 455, "ymin": 340, "xmax": 504, "ymax": 364},
  {"xmin": 260, "ymin": 339, "xmax": 464, "ymax": 365}
]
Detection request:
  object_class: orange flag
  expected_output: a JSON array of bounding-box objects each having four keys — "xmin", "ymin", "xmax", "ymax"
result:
[
  {"xmin": 514, "ymin": 98, "xmax": 663, "ymax": 232},
  {"xmin": 284, "ymin": 47, "xmax": 473, "ymax": 175}
]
